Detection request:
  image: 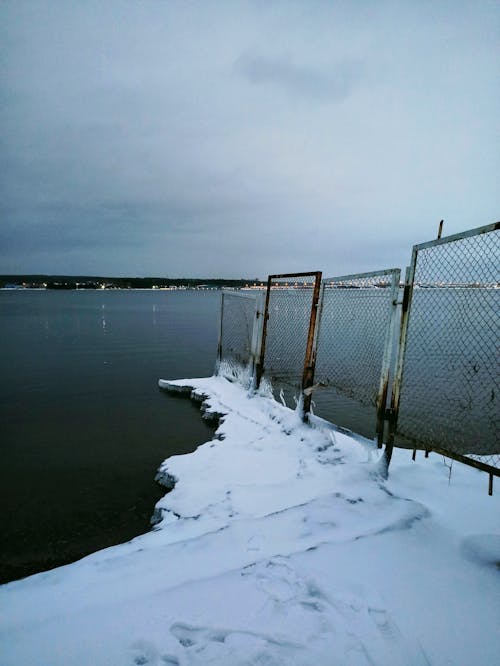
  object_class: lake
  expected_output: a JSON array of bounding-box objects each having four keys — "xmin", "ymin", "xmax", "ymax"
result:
[{"xmin": 0, "ymin": 289, "xmax": 219, "ymax": 583}]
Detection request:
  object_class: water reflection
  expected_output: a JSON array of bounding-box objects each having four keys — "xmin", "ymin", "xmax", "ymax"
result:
[
  {"xmin": 0, "ymin": 289, "xmax": 220, "ymax": 583},
  {"xmin": 101, "ymin": 303, "xmax": 107, "ymax": 334}
]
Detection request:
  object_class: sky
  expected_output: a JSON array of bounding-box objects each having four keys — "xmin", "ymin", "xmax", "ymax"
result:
[{"xmin": 1, "ymin": 0, "xmax": 498, "ymax": 279}]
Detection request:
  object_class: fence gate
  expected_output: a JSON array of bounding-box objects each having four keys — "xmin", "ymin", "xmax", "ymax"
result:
[
  {"xmin": 216, "ymin": 289, "xmax": 263, "ymax": 385},
  {"xmin": 255, "ymin": 272, "xmax": 322, "ymax": 416},
  {"xmin": 388, "ymin": 222, "xmax": 500, "ymax": 492},
  {"xmin": 313, "ymin": 269, "xmax": 401, "ymax": 445}
]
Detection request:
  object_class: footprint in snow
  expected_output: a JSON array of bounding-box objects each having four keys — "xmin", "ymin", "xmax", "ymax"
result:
[
  {"xmin": 130, "ymin": 639, "xmax": 179, "ymax": 665},
  {"xmin": 170, "ymin": 621, "xmax": 303, "ymax": 661},
  {"xmin": 368, "ymin": 607, "xmax": 401, "ymax": 642},
  {"xmin": 250, "ymin": 557, "xmax": 331, "ymax": 618}
]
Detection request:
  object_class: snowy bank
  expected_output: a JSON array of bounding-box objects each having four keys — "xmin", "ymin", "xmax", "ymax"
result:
[{"xmin": 1, "ymin": 375, "xmax": 499, "ymax": 666}]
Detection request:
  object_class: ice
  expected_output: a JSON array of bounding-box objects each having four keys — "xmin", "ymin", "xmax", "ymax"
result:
[{"xmin": 1, "ymin": 375, "xmax": 499, "ymax": 666}]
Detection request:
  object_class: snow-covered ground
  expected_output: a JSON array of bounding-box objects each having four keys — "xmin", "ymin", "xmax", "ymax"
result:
[{"xmin": 1, "ymin": 375, "xmax": 499, "ymax": 666}]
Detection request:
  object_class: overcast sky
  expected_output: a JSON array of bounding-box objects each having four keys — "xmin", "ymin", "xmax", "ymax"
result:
[{"xmin": 1, "ymin": 1, "xmax": 498, "ymax": 278}]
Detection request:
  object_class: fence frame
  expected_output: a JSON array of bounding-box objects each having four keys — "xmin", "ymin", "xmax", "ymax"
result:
[
  {"xmin": 217, "ymin": 289, "xmax": 265, "ymax": 381},
  {"xmin": 320, "ymin": 268, "xmax": 401, "ymax": 447},
  {"xmin": 213, "ymin": 224, "xmax": 499, "ymax": 493},
  {"xmin": 255, "ymin": 271, "xmax": 322, "ymax": 418},
  {"xmin": 386, "ymin": 221, "xmax": 500, "ymax": 491}
]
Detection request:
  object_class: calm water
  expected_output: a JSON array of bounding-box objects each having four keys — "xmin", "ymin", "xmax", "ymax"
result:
[{"xmin": 0, "ymin": 290, "xmax": 219, "ymax": 583}]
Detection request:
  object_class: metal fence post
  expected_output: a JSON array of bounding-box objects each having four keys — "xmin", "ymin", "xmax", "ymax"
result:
[
  {"xmin": 255, "ymin": 276, "xmax": 272, "ymax": 390},
  {"xmin": 384, "ymin": 260, "xmax": 416, "ymax": 473},
  {"xmin": 302, "ymin": 272, "xmax": 322, "ymax": 419},
  {"xmin": 250, "ymin": 290, "xmax": 266, "ymax": 389},
  {"xmin": 215, "ymin": 290, "xmax": 225, "ymax": 373},
  {"xmin": 375, "ymin": 269, "xmax": 401, "ymax": 447}
]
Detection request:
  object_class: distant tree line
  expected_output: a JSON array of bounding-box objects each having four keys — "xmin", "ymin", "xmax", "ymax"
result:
[{"xmin": 0, "ymin": 275, "xmax": 266, "ymax": 290}]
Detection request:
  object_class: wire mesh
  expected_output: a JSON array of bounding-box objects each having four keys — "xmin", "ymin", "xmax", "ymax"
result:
[
  {"xmin": 261, "ymin": 274, "xmax": 320, "ymax": 407},
  {"xmin": 217, "ymin": 290, "xmax": 259, "ymax": 383},
  {"xmin": 313, "ymin": 269, "xmax": 400, "ymax": 441},
  {"xmin": 395, "ymin": 224, "xmax": 499, "ymax": 471}
]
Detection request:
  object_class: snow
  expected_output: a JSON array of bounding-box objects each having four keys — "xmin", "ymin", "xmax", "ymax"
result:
[{"xmin": 1, "ymin": 375, "xmax": 499, "ymax": 666}]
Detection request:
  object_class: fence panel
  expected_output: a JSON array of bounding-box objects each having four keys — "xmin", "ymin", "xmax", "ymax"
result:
[
  {"xmin": 256, "ymin": 272, "xmax": 321, "ymax": 412},
  {"xmin": 217, "ymin": 290, "xmax": 261, "ymax": 384},
  {"xmin": 392, "ymin": 223, "xmax": 499, "ymax": 476},
  {"xmin": 313, "ymin": 269, "xmax": 400, "ymax": 443}
]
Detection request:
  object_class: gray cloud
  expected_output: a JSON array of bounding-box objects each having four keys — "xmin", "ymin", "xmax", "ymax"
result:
[
  {"xmin": 0, "ymin": 1, "xmax": 498, "ymax": 278},
  {"xmin": 234, "ymin": 52, "xmax": 363, "ymax": 103}
]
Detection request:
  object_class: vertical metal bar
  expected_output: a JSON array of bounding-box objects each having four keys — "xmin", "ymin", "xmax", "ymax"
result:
[
  {"xmin": 250, "ymin": 290, "xmax": 265, "ymax": 388},
  {"xmin": 308, "ymin": 279, "xmax": 326, "ymax": 413},
  {"xmin": 384, "ymin": 253, "xmax": 418, "ymax": 473},
  {"xmin": 437, "ymin": 219, "xmax": 444, "ymax": 239},
  {"xmin": 216, "ymin": 291, "xmax": 225, "ymax": 373},
  {"xmin": 255, "ymin": 276, "xmax": 272, "ymax": 389},
  {"xmin": 489, "ymin": 473, "xmax": 493, "ymax": 496},
  {"xmin": 375, "ymin": 269, "xmax": 401, "ymax": 447},
  {"xmin": 302, "ymin": 272, "xmax": 322, "ymax": 420}
]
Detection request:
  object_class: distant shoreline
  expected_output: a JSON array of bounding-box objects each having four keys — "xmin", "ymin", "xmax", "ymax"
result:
[
  {"xmin": 0, "ymin": 286, "xmax": 226, "ymax": 291},
  {"xmin": 0, "ymin": 275, "xmax": 266, "ymax": 290}
]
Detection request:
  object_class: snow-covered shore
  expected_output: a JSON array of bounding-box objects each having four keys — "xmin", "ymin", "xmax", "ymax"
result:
[{"xmin": 1, "ymin": 375, "xmax": 499, "ymax": 665}]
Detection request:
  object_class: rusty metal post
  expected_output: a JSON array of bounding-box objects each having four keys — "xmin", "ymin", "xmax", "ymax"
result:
[
  {"xmin": 437, "ymin": 219, "xmax": 444, "ymax": 239},
  {"xmin": 307, "ymin": 278, "xmax": 326, "ymax": 407},
  {"xmin": 254, "ymin": 275, "xmax": 272, "ymax": 389},
  {"xmin": 301, "ymin": 271, "xmax": 323, "ymax": 420}
]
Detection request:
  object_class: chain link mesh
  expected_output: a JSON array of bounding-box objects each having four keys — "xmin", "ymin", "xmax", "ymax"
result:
[
  {"xmin": 313, "ymin": 270, "xmax": 400, "ymax": 440},
  {"xmin": 218, "ymin": 291, "xmax": 258, "ymax": 382},
  {"xmin": 215, "ymin": 225, "xmax": 499, "ymax": 479},
  {"xmin": 396, "ymin": 226, "xmax": 499, "ymax": 470},
  {"xmin": 262, "ymin": 275, "xmax": 318, "ymax": 406}
]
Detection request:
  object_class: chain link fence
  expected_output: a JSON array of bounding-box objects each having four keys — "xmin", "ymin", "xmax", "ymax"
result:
[
  {"xmin": 313, "ymin": 269, "xmax": 400, "ymax": 443},
  {"xmin": 216, "ymin": 290, "xmax": 261, "ymax": 385},
  {"xmin": 392, "ymin": 223, "xmax": 499, "ymax": 474},
  {"xmin": 256, "ymin": 273, "xmax": 321, "ymax": 410},
  {"xmin": 213, "ymin": 223, "xmax": 499, "ymax": 487}
]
